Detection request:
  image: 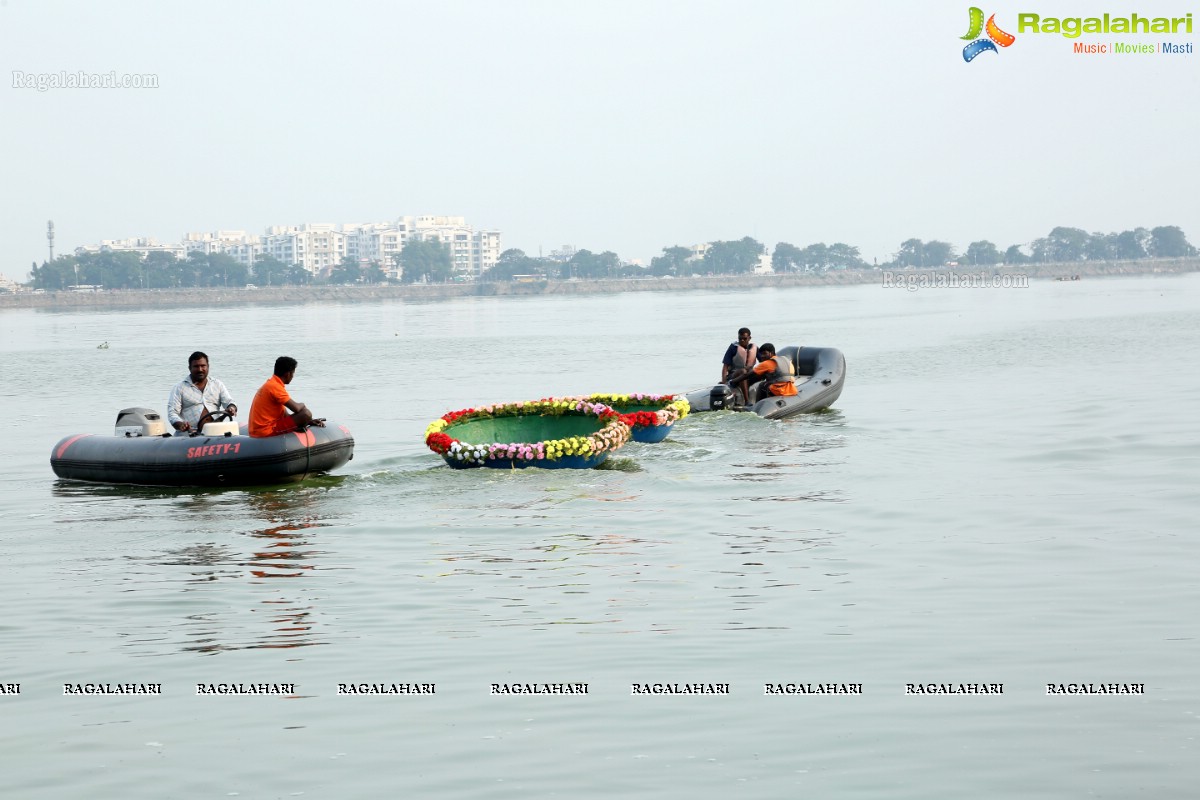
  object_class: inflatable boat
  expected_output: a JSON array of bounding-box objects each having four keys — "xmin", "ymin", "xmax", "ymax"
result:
[
  {"xmin": 685, "ymin": 346, "xmax": 846, "ymax": 420},
  {"xmin": 51, "ymin": 408, "xmax": 355, "ymax": 487}
]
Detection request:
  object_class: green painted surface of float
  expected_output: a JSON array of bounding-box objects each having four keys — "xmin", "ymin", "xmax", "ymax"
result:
[{"xmin": 445, "ymin": 413, "xmax": 602, "ymax": 444}]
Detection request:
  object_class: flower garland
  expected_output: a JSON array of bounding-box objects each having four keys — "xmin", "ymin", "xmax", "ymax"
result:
[
  {"xmin": 424, "ymin": 398, "xmax": 631, "ymax": 466},
  {"xmin": 584, "ymin": 393, "xmax": 690, "ymax": 429}
]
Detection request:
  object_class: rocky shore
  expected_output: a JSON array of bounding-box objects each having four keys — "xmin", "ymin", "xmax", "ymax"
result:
[{"xmin": 2, "ymin": 258, "xmax": 1196, "ymax": 312}]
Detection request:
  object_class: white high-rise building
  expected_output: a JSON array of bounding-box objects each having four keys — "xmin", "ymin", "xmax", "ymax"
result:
[
  {"xmin": 344, "ymin": 221, "xmax": 412, "ymax": 279},
  {"xmin": 82, "ymin": 214, "xmax": 501, "ymax": 280},
  {"xmin": 474, "ymin": 230, "xmax": 502, "ymax": 276},
  {"xmin": 76, "ymin": 237, "xmax": 187, "ymax": 259},
  {"xmin": 260, "ymin": 224, "xmax": 346, "ymax": 276},
  {"xmin": 403, "ymin": 216, "xmax": 501, "ymax": 279},
  {"xmin": 183, "ymin": 231, "xmax": 261, "ymax": 267},
  {"xmin": 346, "ymin": 216, "xmax": 502, "ymax": 279}
]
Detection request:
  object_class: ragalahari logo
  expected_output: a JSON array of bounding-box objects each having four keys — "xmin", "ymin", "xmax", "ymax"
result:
[{"xmin": 962, "ymin": 8, "xmax": 1016, "ymax": 61}]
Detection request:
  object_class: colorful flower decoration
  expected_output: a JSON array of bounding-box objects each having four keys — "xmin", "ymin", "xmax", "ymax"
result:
[
  {"xmin": 424, "ymin": 398, "xmax": 632, "ymax": 468},
  {"xmin": 585, "ymin": 393, "xmax": 689, "ymax": 426},
  {"xmin": 584, "ymin": 394, "xmax": 690, "ymax": 443}
]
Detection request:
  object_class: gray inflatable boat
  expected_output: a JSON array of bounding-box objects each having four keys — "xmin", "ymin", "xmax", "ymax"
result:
[{"xmin": 685, "ymin": 345, "xmax": 845, "ymax": 420}]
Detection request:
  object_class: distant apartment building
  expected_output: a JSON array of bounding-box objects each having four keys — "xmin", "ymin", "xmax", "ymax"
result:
[
  {"xmin": 473, "ymin": 229, "xmax": 502, "ymax": 277},
  {"xmin": 262, "ymin": 216, "xmax": 501, "ymax": 279},
  {"xmin": 76, "ymin": 237, "xmax": 187, "ymax": 259},
  {"xmin": 398, "ymin": 216, "xmax": 501, "ymax": 280},
  {"xmin": 183, "ymin": 231, "xmax": 261, "ymax": 267},
  {"xmin": 261, "ymin": 225, "xmax": 346, "ymax": 276},
  {"xmin": 80, "ymin": 215, "xmax": 501, "ymax": 280},
  {"xmin": 344, "ymin": 222, "xmax": 405, "ymax": 273}
]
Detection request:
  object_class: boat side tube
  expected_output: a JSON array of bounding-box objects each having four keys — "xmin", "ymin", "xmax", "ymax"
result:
[
  {"xmin": 51, "ymin": 422, "xmax": 355, "ymax": 487},
  {"xmin": 747, "ymin": 346, "xmax": 845, "ymax": 419}
]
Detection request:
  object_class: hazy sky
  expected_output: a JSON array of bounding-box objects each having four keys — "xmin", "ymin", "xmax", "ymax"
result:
[{"xmin": 2, "ymin": 0, "xmax": 1197, "ymax": 280}]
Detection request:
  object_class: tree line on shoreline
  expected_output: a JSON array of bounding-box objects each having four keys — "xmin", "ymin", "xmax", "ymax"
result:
[
  {"xmin": 19, "ymin": 225, "xmax": 1197, "ymax": 291},
  {"xmin": 25, "ymin": 239, "xmax": 460, "ymax": 291}
]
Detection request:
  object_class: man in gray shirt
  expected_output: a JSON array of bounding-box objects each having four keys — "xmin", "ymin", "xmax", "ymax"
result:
[{"xmin": 167, "ymin": 351, "xmax": 237, "ymax": 432}]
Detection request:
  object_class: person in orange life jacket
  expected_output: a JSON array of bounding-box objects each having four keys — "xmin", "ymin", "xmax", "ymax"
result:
[
  {"xmin": 727, "ymin": 343, "xmax": 799, "ymax": 401},
  {"xmin": 721, "ymin": 327, "xmax": 759, "ymax": 405},
  {"xmin": 248, "ymin": 356, "xmax": 325, "ymax": 438}
]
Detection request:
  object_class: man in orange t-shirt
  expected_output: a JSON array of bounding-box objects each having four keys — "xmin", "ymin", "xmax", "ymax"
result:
[
  {"xmin": 729, "ymin": 343, "xmax": 798, "ymax": 402},
  {"xmin": 248, "ymin": 356, "xmax": 325, "ymax": 437}
]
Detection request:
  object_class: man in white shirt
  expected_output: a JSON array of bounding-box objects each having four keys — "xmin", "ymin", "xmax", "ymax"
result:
[{"xmin": 167, "ymin": 351, "xmax": 238, "ymax": 432}]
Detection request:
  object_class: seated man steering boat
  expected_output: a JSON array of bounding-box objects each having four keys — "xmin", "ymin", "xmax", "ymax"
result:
[{"xmin": 726, "ymin": 343, "xmax": 798, "ymax": 403}]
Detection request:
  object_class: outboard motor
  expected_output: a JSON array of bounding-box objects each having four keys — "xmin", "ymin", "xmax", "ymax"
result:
[
  {"xmin": 709, "ymin": 383, "xmax": 737, "ymax": 411},
  {"xmin": 114, "ymin": 407, "xmax": 170, "ymax": 437}
]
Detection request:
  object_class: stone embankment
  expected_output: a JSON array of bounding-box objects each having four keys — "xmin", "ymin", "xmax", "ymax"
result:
[{"xmin": 2, "ymin": 259, "xmax": 1196, "ymax": 312}]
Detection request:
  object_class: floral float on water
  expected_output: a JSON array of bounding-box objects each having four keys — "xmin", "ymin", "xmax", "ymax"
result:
[
  {"xmin": 424, "ymin": 398, "xmax": 632, "ymax": 469},
  {"xmin": 584, "ymin": 394, "xmax": 690, "ymax": 443}
]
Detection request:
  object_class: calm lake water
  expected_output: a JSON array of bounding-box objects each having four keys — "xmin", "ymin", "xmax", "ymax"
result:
[{"xmin": 1, "ymin": 275, "xmax": 1198, "ymax": 798}]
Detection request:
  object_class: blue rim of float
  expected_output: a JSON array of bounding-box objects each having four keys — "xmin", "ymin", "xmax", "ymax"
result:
[
  {"xmin": 630, "ymin": 423, "xmax": 673, "ymax": 443},
  {"xmin": 441, "ymin": 452, "xmax": 610, "ymax": 470}
]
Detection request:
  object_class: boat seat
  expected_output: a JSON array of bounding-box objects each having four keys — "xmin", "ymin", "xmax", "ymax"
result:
[{"xmin": 201, "ymin": 420, "xmax": 240, "ymax": 437}]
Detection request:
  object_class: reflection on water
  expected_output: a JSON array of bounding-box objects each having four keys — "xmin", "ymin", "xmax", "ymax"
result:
[
  {"xmin": 51, "ymin": 480, "xmax": 349, "ymax": 657},
  {"xmin": 424, "ymin": 519, "xmax": 849, "ymax": 635},
  {"xmin": 181, "ymin": 487, "xmax": 333, "ymax": 655},
  {"xmin": 719, "ymin": 413, "xmax": 849, "ymax": 485},
  {"xmin": 154, "ymin": 543, "xmax": 240, "ymax": 583},
  {"xmin": 710, "ymin": 528, "xmax": 847, "ymax": 630},
  {"xmin": 713, "ymin": 528, "xmax": 841, "ymax": 556},
  {"xmin": 429, "ymin": 531, "xmax": 666, "ymax": 632}
]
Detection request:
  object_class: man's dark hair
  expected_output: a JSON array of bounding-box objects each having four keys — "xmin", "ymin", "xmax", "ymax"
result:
[
  {"xmin": 188, "ymin": 351, "xmax": 208, "ymax": 365},
  {"xmin": 759, "ymin": 343, "xmax": 775, "ymax": 356},
  {"xmin": 738, "ymin": 327, "xmax": 751, "ymax": 337},
  {"xmin": 274, "ymin": 356, "xmax": 298, "ymax": 377}
]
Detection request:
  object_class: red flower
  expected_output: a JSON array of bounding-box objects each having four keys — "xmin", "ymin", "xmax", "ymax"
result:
[
  {"xmin": 426, "ymin": 432, "xmax": 454, "ymax": 454},
  {"xmin": 441, "ymin": 408, "xmax": 476, "ymax": 424},
  {"xmin": 621, "ymin": 411, "xmax": 661, "ymax": 429}
]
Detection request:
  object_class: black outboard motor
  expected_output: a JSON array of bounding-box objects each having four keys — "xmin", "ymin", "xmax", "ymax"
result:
[{"xmin": 709, "ymin": 383, "xmax": 737, "ymax": 411}]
